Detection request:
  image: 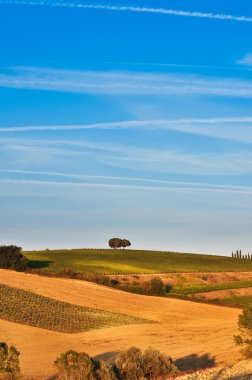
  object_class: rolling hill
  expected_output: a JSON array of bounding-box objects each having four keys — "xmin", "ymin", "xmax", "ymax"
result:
[{"xmin": 25, "ymin": 248, "xmax": 252, "ymax": 274}]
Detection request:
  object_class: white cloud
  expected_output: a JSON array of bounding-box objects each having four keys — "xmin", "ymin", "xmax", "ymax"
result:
[
  {"xmin": 0, "ymin": 168, "xmax": 248, "ymax": 190},
  {"xmin": 0, "ymin": 177, "xmax": 252, "ymax": 195},
  {"xmin": 1, "ymin": 137, "xmax": 252, "ymax": 175},
  {"xmin": 1, "ymin": 1, "xmax": 252, "ymax": 23},
  {"xmin": 237, "ymin": 53, "xmax": 252, "ymax": 66},
  {"xmin": 2, "ymin": 117, "xmax": 252, "ymax": 144},
  {"xmin": 2, "ymin": 67, "xmax": 252, "ymax": 98}
]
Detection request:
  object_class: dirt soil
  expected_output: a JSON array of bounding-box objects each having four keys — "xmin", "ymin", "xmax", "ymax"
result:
[
  {"xmin": 113, "ymin": 272, "xmax": 252, "ymax": 286},
  {"xmin": 194, "ymin": 287, "xmax": 252, "ymax": 300},
  {"xmin": 176, "ymin": 359, "xmax": 252, "ymax": 379},
  {"xmin": 0, "ymin": 269, "xmax": 244, "ymax": 379}
]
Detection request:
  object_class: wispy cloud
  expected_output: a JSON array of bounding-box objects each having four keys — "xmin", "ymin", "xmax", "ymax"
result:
[
  {"xmin": 2, "ymin": 137, "xmax": 252, "ymax": 176},
  {"xmin": 2, "ymin": 67, "xmax": 252, "ymax": 98},
  {"xmin": 0, "ymin": 168, "xmax": 248, "ymax": 190},
  {"xmin": 1, "ymin": 1, "xmax": 252, "ymax": 23},
  {"xmin": 237, "ymin": 53, "xmax": 252, "ymax": 66},
  {"xmin": 1, "ymin": 176, "xmax": 252, "ymax": 195},
  {"xmin": 4, "ymin": 168, "xmax": 252, "ymax": 195},
  {"xmin": 2, "ymin": 117, "xmax": 252, "ymax": 144}
]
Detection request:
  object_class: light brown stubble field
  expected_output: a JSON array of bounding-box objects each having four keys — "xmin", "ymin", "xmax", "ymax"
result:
[{"xmin": 0, "ymin": 269, "xmax": 242, "ymax": 379}]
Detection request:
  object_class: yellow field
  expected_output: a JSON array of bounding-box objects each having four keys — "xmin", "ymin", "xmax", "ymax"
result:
[{"xmin": 0, "ymin": 269, "xmax": 242, "ymax": 379}]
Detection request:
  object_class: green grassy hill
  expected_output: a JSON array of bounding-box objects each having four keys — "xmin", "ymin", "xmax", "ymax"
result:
[{"xmin": 24, "ymin": 249, "xmax": 252, "ymax": 274}]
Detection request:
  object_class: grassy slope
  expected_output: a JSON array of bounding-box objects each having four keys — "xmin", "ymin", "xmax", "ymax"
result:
[
  {"xmin": 172, "ymin": 281, "xmax": 252, "ymax": 295},
  {"xmin": 25, "ymin": 248, "xmax": 252, "ymax": 274}
]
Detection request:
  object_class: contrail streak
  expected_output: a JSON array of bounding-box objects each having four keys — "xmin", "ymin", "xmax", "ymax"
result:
[
  {"xmin": 1, "ymin": 177, "xmax": 252, "ymax": 194},
  {"xmin": 1, "ymin": 1, "xmax": 252, "ymax": 23},
  {"xmin": 1, "ymin": 117, "xmax": 252, "ymax": 133},
  {"xmin": 0, "ymin": 168, "xmax": 248, "ymax": 189}
]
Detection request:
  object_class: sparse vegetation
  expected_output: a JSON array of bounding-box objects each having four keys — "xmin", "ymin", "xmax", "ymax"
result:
[
  {"xmin": 0, "ymin": 342, "xmax": 20, "ymax": 379},
  {"xmin": 0, "ymin": 284, "xmax": 150, "ymax": 333},
  {"xmin": 171, "ymin": 281, "xmax": 252, "ymax": 295},
  {"xmin": 0, "ymin": 246, "xmax": 28, "ymax": 271}
]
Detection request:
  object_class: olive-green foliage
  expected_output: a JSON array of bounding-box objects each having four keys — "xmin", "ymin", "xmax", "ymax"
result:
[
  {"xmin": 0, "ymin": 342, "xmax": 20, "ymax": 380},
  {"xmin": 54, "ymin": 350, "xmax": 115, "ymax": 380},
  {"xmin": 234, "ymin": 308, "xmax": 252, "ymax": 357},
  {"xmin": 0, "ymin": 284, "xmax": 149, "ymax": 333},
  {"xmin": 108, "ymin": 239, "xmax": 131, "ymax": 250},
  {"xmin": 0, "ymin": 246, "xmax": 28, "ymax": 271},
  {"xmin": 115, "ymin": 347, "xmax": 144, "ymax": 380},
  {"xmin": 121, "ymin": 240, "xmax": 131, "ymax": 249},
  {"xmin": 108, "ymin": 239, "xmax": 122, "ymax": 249},
  {"xmin": 172, "ymin": 281, "xmax": 252, "ymax": 295},
  {"xmin": 149, "ymin": 277, "xmax": 166, "ymax": 296},
  {"xmin": 142, "ymin": 347, "xmax": 176, "ymax": 378},
  {"xmin": 114, "ymin": 346, "xmax": 176, "ymax": 380},
  {"xmin": 25, "ymin": 248, "xmax": 252, "ymax": 274},
  {"xmin": 54, "ymin": 350, "xmax": 96, "ymax": 380},
  {"xmin": 55, "ymin": 347, "xmax": 176, "ymax": 380},
  {"xmin": 96, "ymin": 362, "xmax": 116, "ymax": 380}
]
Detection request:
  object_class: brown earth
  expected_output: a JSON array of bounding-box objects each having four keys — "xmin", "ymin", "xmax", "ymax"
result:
[
  {"xmin": 194, "ymin": 287, "xmax": 252, "ymax": 300},
  {"xmin": 112, "ymin": 272, "xmax": 252, "ymax": 286},
  {"xmin": 0, "ymin": 269, "xmax": 244, "ymax": 379}
]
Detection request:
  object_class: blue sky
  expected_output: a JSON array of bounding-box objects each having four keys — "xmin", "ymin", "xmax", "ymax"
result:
[{"xmin": 1, "ymin": 0, "xmax": 252, "ymax": 254}]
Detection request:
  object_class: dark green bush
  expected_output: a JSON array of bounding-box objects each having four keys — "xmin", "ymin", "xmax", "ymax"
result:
[
  {"xmin": 0, "ymin": 342, "xmax": 20, "ymax": 379},
  {"xmin": 0, "ymin": 246, "xmax": 28, "ymax": 271},
  {"xmin": 149, "ymin": 277, "xmax": 166, "ymax": 296},
  {"xmin": 110, "ymin": 279, "xmax": 120, "ymax": 286},
  {"xmin": 165, "ymin": 284, "xmax": 173, "ymax": 293}
]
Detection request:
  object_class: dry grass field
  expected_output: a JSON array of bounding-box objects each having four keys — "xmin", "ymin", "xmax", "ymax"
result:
[{"xmin": 0, "ymin": 269, "xmax": 244, "ymax": 379}]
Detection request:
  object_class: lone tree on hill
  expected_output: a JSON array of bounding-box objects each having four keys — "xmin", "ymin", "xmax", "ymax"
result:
[
  {"xmin": 121, "ymin": 239, "xmax": 131, "ymax": 249},
  {"xmin": 108, "ymin": 238, "xmax": 131, "ymax": 249},
  {"xmin": 108, "ymin": 238, "xmax": 122, "ymax": 249}
]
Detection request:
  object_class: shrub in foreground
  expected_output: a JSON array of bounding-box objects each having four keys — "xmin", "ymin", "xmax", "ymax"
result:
[
  {"xmin": 54, "ymin": 350, "xmax": 115, "ymax": 380},
  {"xmin": 0, "ymin": 342, "xmax": 20, "ymax": 379},
  {"xmin": 0, "ymin": 246, "xmax": 28, "ymax": 271},
  {"xmin": 54, "ymin": 347, "xmax": 176, "ymax": 380},
  {"xmin": 114, "ymin": 346, "xmax": 176, "ymax": 380},
  {"xmin": 234, "ymin": 307, "xmax": 252, "ymax": 357}
]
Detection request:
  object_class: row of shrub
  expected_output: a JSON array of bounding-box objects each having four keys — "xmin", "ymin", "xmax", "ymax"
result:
[
  {"xmin": 48, "ymin": 269, "xmax": 172, "ymax": 297},
  {"xmin": 0, "ymin": 343, "xmax": 177, "ymax": 380}
]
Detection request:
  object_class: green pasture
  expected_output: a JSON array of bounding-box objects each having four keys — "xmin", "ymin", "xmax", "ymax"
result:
[{"xmin": 24, "ymin": 248, "xmax": 252, "ymax": 274}]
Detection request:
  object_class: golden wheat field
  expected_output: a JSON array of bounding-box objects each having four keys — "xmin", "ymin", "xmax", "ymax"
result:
[{"xmin": 0, "ymin": 269, "xmax": 243, "ymax": 379}]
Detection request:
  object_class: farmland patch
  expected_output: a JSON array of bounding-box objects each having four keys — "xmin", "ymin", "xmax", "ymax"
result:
[{"xmin": 0, "ymin": 283, "xmax": 150, "ymax": 333}]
